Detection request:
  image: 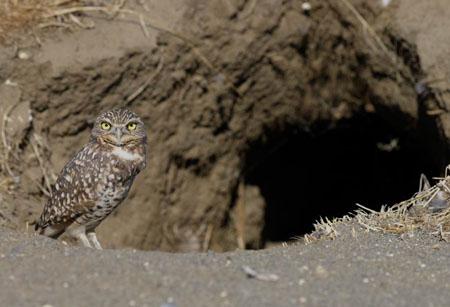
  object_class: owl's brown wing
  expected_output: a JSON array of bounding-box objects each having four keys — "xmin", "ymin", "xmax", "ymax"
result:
[
  {"xmin": 35, "ymin": 144, "xmax": 101, "ymax": 233},
  {"xmin": 35, "ymin": 200, "xmax": 97, "ymax": 237},
  {"xmin": 35, "ymin": 199, "xmax": 97, "ymax": 230}
]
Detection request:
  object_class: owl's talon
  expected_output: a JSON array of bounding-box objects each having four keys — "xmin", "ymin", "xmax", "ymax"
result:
[
  {"xmin": 77, "ymin": 232, "xmax": 93, "ymax": 248},
  {"xmin": 87, "ymin": 232, "xmax": 103, "ymax": 250}
]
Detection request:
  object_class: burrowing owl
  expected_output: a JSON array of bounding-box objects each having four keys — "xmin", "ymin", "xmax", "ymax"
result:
[{"xmin": 35, "ymin": 108, "xmax": 147, "ymax": 249}]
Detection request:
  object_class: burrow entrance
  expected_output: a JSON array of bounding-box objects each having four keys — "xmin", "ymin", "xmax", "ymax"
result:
[{"xmin": 244, "ymin": 111, "xmax": 444, "ymax": 246}]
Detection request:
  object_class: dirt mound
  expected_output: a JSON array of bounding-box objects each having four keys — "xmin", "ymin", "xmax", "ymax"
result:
[{"xmin": 0, "ymin": 0, "xmax": 449, "ymax": 251}]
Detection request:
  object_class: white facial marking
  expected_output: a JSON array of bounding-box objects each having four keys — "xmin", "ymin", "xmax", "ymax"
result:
[{"xmin": 112, "ymin": 147, "xmax": 142, "ymax": 161}]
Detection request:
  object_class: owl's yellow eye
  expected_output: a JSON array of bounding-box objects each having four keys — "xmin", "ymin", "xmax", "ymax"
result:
[
  {"xmin": 127, "ymin": 122, "xmax": 137, "ymax": 131},
  {"xmin": 100, "ymin": 122, "xmax": 111, "ymax": 130}
]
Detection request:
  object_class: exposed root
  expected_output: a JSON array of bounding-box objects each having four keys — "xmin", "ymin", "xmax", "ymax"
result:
[
  {"xmin": 126, "ymin": 59, "xmax": 164, "ymax": 104},
  {"xmin": 30, "ymin": 134, "xmax": 53, "ymax": 197},
  {"xmin": 0, "ymin": 98, "xmax": 20, "ymax": 182},
  {"xmin": 338, "ymin": 0, "xmax": 396, "ymax": 64}
]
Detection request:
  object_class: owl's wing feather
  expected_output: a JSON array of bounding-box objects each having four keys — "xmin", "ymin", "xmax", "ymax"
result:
[{"xmin": 35, "ymin": 144, "xmax": 100, "ymax": 231}]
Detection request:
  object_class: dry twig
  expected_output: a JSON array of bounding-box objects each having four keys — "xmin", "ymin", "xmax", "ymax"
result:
[
  {"xmin": 0, "ymin": 100, "xmax": 19, "ymax": 180},
  {"xmin": 338, "ymin": 0, "xmax": 396, "ymax": 64},
  {"xmin": 30, "ymin": 137, "xmax": 52, "ymax": 196}
]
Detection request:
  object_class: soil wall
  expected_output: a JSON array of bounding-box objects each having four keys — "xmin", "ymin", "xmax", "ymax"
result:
[{"xmin": 0, "ymin": 0, "xmax": 448, "ymax": 251}]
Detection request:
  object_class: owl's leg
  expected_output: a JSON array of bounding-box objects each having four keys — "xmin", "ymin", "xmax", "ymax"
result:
[
  {"xmin": 66, "ymin": 224, "xmax": 92, "ymax": 248},
  {"xmin": 87, "ymin": 231, "xmax": 103, "ymax": 250},
  {"xmin": 76, "ymin": 232, "xmax": 92, "ymax": 248}
]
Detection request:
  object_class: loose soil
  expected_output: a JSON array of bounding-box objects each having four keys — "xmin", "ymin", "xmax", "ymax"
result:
[{"xmin": 1, "ymin": 223, "xmax": 449, "ymax": 306}]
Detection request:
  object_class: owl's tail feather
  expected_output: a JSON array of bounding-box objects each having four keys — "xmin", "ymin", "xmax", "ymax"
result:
[
  {"xmin": 32, "ymin": 218, "xmax": 42, "ymax": 232},
  {"xmin": 35, "ymin": 223, "xmax": 66, "ymax": 239},
  {"xmin": 33, "ymin": 217, "xmax": 49, "ymax": 234}
]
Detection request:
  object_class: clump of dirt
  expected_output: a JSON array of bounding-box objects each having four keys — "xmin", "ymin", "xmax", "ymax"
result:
[{"xmin": 0, "ymin": 0, "xmax": 449, "ymax": 251}]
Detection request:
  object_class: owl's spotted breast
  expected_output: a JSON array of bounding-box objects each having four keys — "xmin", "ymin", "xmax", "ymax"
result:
[{"xmin": 79, "ymin": 143, "xmax": 145, "ymax": 227}]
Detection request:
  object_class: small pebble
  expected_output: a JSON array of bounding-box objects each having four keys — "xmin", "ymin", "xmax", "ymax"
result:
[
  {"xmin": 315, "ymin": 265, "xmax": 329, "ymax": 278},
  {"xmin": 381, "ymin": 0, "xmax": 391, "ymax": 7},
  {"xmin": 17, "ymin": 50, "xmax": 31, "ymax": 60},
  {"xmin": 213, "ymin": 73, "xmax": 225, "ymax": 84},
  {"xmin": 4, "ymin": 79, "xmax": 17, "ymax": 86},
  {"xmin": 301, "ymin": 2, "xmax": 311, "ymax": 12}
]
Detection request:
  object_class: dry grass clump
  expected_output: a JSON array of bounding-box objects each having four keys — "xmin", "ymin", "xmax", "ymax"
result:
[
  {"xmin": 0, "ymin": 0, "xmax": 126, "ymax": 42},
  {"xmin": 0, "ymin": 0, "xmax": 47, "ymax": 40},
  {"xmin": 305, "ymin": 172, "xmax": 450, "ymax": 243}
]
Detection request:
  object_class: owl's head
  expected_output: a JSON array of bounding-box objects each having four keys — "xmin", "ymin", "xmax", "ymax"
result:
[{"xmin": 91, "ymin": 108, "xmax": 146, "ymax": 147}]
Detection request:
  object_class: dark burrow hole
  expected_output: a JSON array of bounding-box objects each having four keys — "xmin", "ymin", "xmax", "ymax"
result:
[{"xmin": 244, "ymin": 111, "xmax": 444, "ymax": 247}]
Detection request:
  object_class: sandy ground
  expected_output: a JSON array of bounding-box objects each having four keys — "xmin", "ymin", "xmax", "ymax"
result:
[{"xmin": 1, "ymin": 224, "xmax": 449, "ymax": 307}]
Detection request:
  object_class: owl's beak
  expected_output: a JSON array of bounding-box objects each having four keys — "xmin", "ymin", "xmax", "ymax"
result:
[{"xmin": 114, "ymin": 128, "xmax": 123, "ymax": 145}]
